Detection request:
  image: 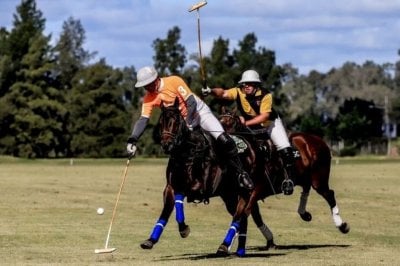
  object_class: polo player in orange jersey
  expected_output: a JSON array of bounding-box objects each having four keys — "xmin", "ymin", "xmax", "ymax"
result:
[{"xmin": 126, "ymin": 66, "xmax": 254, "ymax": 191}]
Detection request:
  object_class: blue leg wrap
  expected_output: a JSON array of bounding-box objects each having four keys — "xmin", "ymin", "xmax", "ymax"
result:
[
  {"xmin": 150, "ymin": 219, "xmax": 167, "ymax": 241},
  {"xmin": 223, "ymin": 221, "xmax": 240, "ymax": 246},
  {"xmin": 175, "ymin": 194, "xmax": 185, "ymax": 223}
]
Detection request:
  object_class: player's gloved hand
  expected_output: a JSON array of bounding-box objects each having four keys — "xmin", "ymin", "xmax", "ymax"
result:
[
  {"xmin": 201, "ymin": 86, "xmax": 211, "ymax": 96},
  {"xmin": 126, "ymin": 138, "xmax": 137, "ymax": 158},
  {"xmin": 126, "ymin": 143, "xmax": 137, "ymax": 158}
]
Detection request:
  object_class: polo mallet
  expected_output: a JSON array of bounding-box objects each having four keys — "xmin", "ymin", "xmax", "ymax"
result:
[
  {"xmin": 189, "ymin": 1, "xmax": 208, "ymax": 89},
  {"xmin": 95, "ymin": 159, "xmax": 131, "ymax": 254}
]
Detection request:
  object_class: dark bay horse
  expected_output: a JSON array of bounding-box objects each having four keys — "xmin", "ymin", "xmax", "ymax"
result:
[
  {"xmin": 218, "ymin": 111, "xmax": 350, "ymax": 248},
  {"xmin": 140, "ymin": 99, "xmax": 259, "ymax": 256}
]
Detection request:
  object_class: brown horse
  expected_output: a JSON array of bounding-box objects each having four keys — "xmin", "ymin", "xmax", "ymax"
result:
[
  {"xmin": 140, "ymin": 98, "xmax": 260, "ymax": 256},
  {"xmin": 218, "ymin": 111, "xmax": 350, "ymax": 252}
]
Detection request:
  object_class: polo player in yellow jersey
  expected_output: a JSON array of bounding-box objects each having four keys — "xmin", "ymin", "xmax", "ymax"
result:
[
  {"xmin": 202, "ymin": 69, "xmax": 295, "ymax": 195},
  {"xmin": 126, "ymin": 66, "xmax": 254, "ymax": 191}
]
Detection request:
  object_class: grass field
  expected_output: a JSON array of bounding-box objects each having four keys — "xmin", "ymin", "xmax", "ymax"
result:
[{"xmin": 0, "ymin": 156, "xmax": 399, "ymax": 265}]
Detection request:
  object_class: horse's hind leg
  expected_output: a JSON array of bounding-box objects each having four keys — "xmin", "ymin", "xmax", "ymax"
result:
[
  {"xmin": 315, "ymin": 184, "xmax": 350, "ymax": 234},
  {"xmin": 141, "ymin": 185, "xmax": 175, "ymax": 249},
  {"xmin": 251, "ymin": 202, "xmax": 276, "ymax": 249},
  {"xmin": 298, "ymin": 185, "xmax": 313, "ymax": 222}
]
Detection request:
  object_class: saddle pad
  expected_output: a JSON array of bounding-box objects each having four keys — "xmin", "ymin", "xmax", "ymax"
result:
[{"xmin": 231, "ymin": 135, "xmax": 248, "ymax": 153}]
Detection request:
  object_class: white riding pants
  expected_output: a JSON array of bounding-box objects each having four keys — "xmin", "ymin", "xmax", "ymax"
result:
[
  {"xmin": 267, "ymin": 117, "xmax": 291, "ymax": 151},
  {"xmin": 193, "ymin": 96, "xmax": 224, "ymax": 139}
]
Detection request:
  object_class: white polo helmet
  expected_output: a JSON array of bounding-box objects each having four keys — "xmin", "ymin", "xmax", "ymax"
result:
[
  {"xmin": 238, "ymin": 70, "xmax": 261, "ymax": 84},
  {"xmin": 135, "ymin": 66, "xmax": 158, "ymax": 87}
]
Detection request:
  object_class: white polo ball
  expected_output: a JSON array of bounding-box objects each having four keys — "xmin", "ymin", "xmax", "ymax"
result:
[{"xmin": 97, "ymin": 207, "xmax": 104, "ymax": 215}]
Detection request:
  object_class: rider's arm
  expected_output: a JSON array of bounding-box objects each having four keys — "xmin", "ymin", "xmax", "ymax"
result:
[
  {"xmin": 128, "ymin": 116, "xmax": 149, "ymax": 143},
  {"xmin": 185, "ymin": 94, "xmax": 198, "ymax": 126},
  {"xmin": 244, "ymin": 112, "xmax": 270, "ymax": 127},
  {"xmin": 210, "ymin": 88, "xmax": 228, "ymax": 99}
]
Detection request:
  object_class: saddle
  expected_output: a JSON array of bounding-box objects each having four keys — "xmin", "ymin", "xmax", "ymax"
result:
[{"xmin": 186, "ymin": 130, "xmax": 251, "ymax": 204}]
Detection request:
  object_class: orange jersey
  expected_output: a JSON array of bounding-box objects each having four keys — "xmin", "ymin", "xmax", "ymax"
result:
[{"xmin": 141, "ymin": 76, "xmax": 193, "ymax": 119}]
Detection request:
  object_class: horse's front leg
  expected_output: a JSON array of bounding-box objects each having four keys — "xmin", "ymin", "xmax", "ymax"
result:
[
  {"xmin": 217, "ymin": 194, "xmax": 253, "ymax": 256},
  {"xmin": 140, "ymin": 184, "xmax": 175, "ymax": 249},
  {"xmin": 235, "ymin": 215, "xmax": 248, "ymax": 257},
  {"xmin": 174, "ymin": 193, "xmax": 190, "ymax": 238}
]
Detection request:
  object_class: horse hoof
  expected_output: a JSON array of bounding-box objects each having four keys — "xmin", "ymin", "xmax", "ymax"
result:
[
  {"xmin": 179, "ymin": 224, "xmax": 190, "ymax": 238},
  {"xmin": 236, "ymin": 248, "xmax": 246, "ymax": 257},
  {"xmin": 338, "ymin": 222, "xmax": 350, "ymax": 234},
  {"xmin": 140, "ymin": 239, "xmax": 154, "ymax": 249},
  {"xmin": 300, "ymin": 211, "xmax": 312, "ymax": 222},
  {"xmin": 266, "ymin": 239, "xmax": 277, "ymax": 250},
  {"xmin": 216, "ymin": 244, "xmax": 229, "ymax": 256}
]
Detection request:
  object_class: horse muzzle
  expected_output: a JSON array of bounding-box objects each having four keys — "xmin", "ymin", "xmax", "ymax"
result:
[{"xmin": 161, "ymin": 142, "xmax": 174, "ymax": 154}]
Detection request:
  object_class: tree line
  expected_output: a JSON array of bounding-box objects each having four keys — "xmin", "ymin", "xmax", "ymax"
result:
[{"xmin": 1, "ymin": 0, "xmax": 399, "ymax": 158}]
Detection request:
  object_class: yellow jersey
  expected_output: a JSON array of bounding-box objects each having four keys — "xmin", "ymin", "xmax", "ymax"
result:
[{"xmin": 225, "ymin": 87, "xmax": 273, "ymax": 128}]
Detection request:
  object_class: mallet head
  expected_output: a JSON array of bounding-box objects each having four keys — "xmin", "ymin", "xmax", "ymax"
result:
[{"xmin": 188, "ymin": 0, "xmax": 207, "ymax": 12}]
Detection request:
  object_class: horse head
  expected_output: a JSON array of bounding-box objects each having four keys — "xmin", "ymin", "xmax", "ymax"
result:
[
  {"xmin": 159, "ymin": 97, "xmax": 189, "ymax": 154},
  {"xmin": 219, "ymin": 106, "xmax": 243, "ymax": 134}
]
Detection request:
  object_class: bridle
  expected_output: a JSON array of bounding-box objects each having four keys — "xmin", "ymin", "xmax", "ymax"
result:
[{"xmin": 159, "ymin": 106, "xmax": 188, "ymax": 154}]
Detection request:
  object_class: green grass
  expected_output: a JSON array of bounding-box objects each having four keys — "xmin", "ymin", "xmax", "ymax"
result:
[{"xmin": 0, "ymin": 156, "xmax": 399, "ymax": 265}]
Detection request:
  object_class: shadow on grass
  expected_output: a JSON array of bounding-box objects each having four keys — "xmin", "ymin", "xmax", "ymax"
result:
[
  {"xmin": 247, "ymin": 243, "xmax": 351, "ymax": 251},
  {"xmin": 156, "ymin": 252, "xmax": 285, "ymax": 261},
  {"xmin": 154, "ymin": 243, "xmax": 350, "ymax": 261}
]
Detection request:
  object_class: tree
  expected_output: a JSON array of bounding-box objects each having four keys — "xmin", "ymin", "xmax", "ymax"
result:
[
  {"xmin": 336, "ymin": 98, "xmax": 383, "ymax": 146},
  {"xmin": 152, "ymin": 26, "xmax": 186, "ymax": 76},
  {"xmin": 0, "ymin": 0, "xmax": 59, "ymax": 157},
  {"xmin": 233, "ymin": 33, "xmax": 283, "ymax": 90},
  {"xmin": 0, "ymin": 0, "xmax": 46, "ymax": 97},
  {"xmin": 320, "ymin": 61, "xmax": 395, "ymax": 119},
  {"xmin": 53, "ymin": 16, "xmax": 97, "ymax": 156},
  {"xmin": 4, "ymin": 33, "xmax": 66, "ymax": 157},
  {"xmin": 68, "ymin": 60, "xmax": 131, "ymax": 157},
  {"xmin": 206, "ymin": 36, "xmax": 236, "ymax": 88},
  {"xmin": 54, "ymin": 17, "xmax": 95, "ymax": 90}
]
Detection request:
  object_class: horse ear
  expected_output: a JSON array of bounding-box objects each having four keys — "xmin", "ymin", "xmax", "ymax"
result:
[
  {"xmin": 233, "ymin": 106, "xmax": 237, "ymax": 114},
  {"xmin": 221, "ymin": 105, "xmax": 226, "ymax": 114},
  {"xmin": 174, "ymin": 97, "xmax": 179, "ymax": 108}
]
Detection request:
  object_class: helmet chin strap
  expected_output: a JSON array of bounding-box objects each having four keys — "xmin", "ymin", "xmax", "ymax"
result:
[
  {"xmin": 242, "ymin": 86, "xmax": 257, "ymax": 96},
  {"xmin": 154, "ymin": 78, "xmax": 161, "ymax": 93}
]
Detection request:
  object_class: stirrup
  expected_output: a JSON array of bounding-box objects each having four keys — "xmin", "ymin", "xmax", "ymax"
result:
[
  {"xmin": 238, "ymin": 173, "xmax": 254, "ymax": 190},
  {"xmin": 281, "ymin": 179, "xmax": 294, "ymax": 195}
]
